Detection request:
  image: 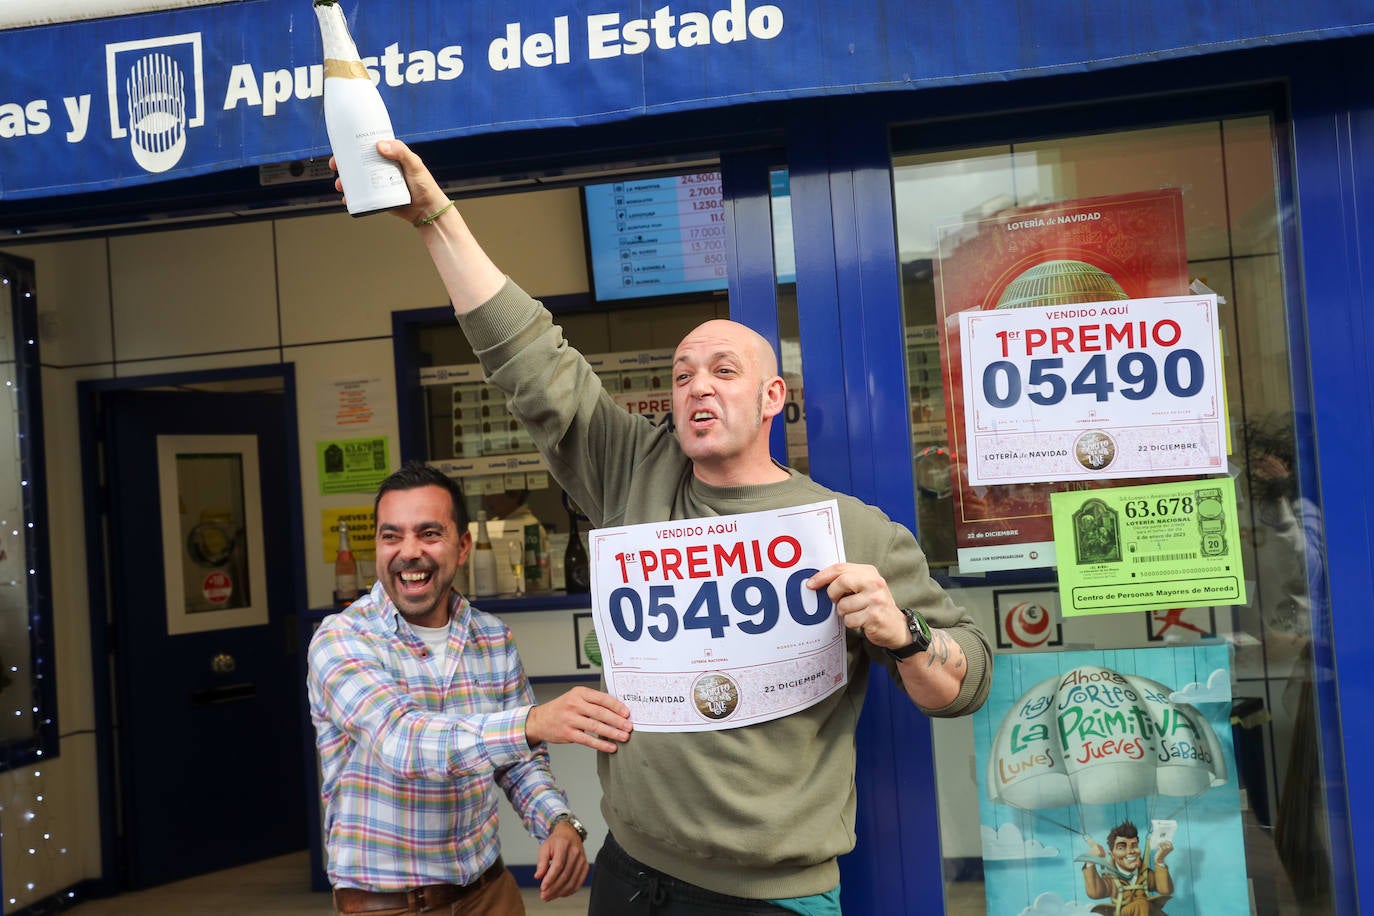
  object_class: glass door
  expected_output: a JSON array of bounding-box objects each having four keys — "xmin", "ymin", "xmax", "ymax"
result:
[{"xmin": 893, "ymin": 115, "xmax": 1342, "ymax": 914}]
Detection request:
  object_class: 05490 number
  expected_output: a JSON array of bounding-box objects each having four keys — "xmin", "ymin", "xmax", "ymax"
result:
[
  {"xmin": 981, "ymin": 350, "xmax": 1204, "ymax": 408},
  {"xmin": 607, "ymin": 569, "xmax": 830, "ymax": 642}
]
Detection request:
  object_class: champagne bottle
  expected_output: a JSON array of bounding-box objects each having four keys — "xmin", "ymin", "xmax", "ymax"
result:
[
  {"xmin": 332, "ymin": 520, "xmax": 361, "ymax": 608},
  {"xmin": 313, "ymin": 0, "xmax": 411, "ymax": 217},
  {"xmin": 471, "ymin": 510, "xmax": 498, "ymax": 596},
  {"xmin": 564, "ymin": 509, "xmax": 591, "ymax": 594}
]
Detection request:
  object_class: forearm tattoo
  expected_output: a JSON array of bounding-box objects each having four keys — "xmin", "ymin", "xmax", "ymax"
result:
[{"xmin": 925, "ymin": 630, "xmax": 965, "ymax": 670}]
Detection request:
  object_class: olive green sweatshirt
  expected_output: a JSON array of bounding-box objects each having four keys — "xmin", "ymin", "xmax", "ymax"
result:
[{"xmin": 458, "ymin": 279, "xmax": 992, "ymax": 900}]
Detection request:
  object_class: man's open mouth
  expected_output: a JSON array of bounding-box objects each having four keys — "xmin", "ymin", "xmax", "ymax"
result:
[
  {"xmin": 397, "ymin": 568, "xmax": 434, "ymax": 592},
  {"xmin": 690, "ymin": 409, "xmax": 718, "ymax": 428}
]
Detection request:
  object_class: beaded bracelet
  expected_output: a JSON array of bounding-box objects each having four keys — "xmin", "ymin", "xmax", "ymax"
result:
[{"xmin": 413, "ymin": 199, "xmax": 456, "ymax": 228}]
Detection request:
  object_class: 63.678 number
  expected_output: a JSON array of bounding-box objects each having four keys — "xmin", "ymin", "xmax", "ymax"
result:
[{"xmin": 1124, "ymin": 496, "xmax": 1195, "ymax": 518}]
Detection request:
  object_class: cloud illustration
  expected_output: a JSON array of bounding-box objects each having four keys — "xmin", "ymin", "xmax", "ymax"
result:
[
  {"xmin": 981, "ymin": 822, "xmax": 1059, "ymax": 860},
  {"xmin": 1018, "ymin": 891, "xmax": 1102, "ymax": 916},
  {"xmin": 1168, "ymin": 667, "xmax": 1231, "ymax": 705}
]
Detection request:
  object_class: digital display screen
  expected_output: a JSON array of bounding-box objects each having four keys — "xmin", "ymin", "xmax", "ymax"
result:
[{"xmin": 584, "ymin": 172, "xmax": 729, "ymax": 302}]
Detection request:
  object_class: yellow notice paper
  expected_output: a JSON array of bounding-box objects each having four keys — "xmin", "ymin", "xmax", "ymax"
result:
[
  {"xmin": 321, "ymin": 507, "xmax": 376, "ymax": 565},
  {"xmin": 1051, "ymin": 478, "xmax": 1246, "ymax": 616}
]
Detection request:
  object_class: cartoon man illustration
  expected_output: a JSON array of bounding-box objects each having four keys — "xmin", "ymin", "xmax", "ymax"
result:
[{"xmin": 1078, "ymin": 819, "xmax": 1174, "ymax": 915}]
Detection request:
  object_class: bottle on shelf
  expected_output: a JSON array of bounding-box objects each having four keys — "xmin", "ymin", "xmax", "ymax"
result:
[
  {"xmin": 522, "ymin": 521, "xmax": 550, "ymax": 592},
  {"xmin": 470, "ymin": 510, "xmax": 498, "ymax": 596},
  {"xmin": 312, "ymin": 0, "xmax": 410, "ymax": 217},
  {"xmin": 508, "ymin": 539, "xmax": 526, "ymax": 596},
  {"xmin": 548, "ymin": 524, "xmax": 567, "ymax": 590},
  {"xmin": 564, "ymin": 505, "xmax": 591, "ymax": 594},
  {"xmin": 332, "ymin": 520, "xmax": 361, "ymax": 608}
]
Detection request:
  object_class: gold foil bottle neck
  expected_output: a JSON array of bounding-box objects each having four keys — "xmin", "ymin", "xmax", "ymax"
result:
[{"xmin": 324, "ymin": 58, "xmax": 370, "ymax": 80}]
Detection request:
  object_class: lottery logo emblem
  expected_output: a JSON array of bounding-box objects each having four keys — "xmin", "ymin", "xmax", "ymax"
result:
[
  {"xmin": 691, "ymin": 673, "xmax": 740, "ymax": 721},
  {"xmin": 106, "ymin": 33, "xmax": 207, "ymax": 175},
  {"xmin": 1074, "ymin": 430, "xmax": 1117, "ymax": 471},
  {"xmin": 1002, "ymin": 601, "xmax": 1053, "ymax": 649}
]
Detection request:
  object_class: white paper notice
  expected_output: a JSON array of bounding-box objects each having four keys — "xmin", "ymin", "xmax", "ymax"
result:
[
  {"xmin": 957, "ymin": 295, "xmax": 1227, "ymax": 485},
  {"xmin": 1150, "ymin": 818, "xmax": 1178, "ymax": 847},
  {"xmin": 318, "ymin": 376, "xmax": 390, "ymax": 432},
  {"xmin": 588, "ymin": 500, "xmax": 849, "ymax": 732}
]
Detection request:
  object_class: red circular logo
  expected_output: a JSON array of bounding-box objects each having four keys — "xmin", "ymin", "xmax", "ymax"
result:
[
  {"xmin": 202, "ymin": 571, "xmax": 233, "ymax": 604},
  {"xmin": 1003, "ymin": 601, "xmax": 1052, "ymax": 648}
]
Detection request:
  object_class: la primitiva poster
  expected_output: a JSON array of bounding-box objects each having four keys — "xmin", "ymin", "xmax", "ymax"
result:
[{"xmin": 972, "ymin": 645, "xmax": 1248, "ymax": 915}]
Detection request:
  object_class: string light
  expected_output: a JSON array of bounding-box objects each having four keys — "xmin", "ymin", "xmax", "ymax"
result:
[
  {"xmin": 1, "ymin": 764, "xmax": 68, "ymax": 909},
  {"xmin": 0, "ymin": 272, "xmax": 63, "ymax": 911}
]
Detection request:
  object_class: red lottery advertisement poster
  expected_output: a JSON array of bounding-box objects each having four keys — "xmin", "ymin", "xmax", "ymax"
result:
[{"xmin": 933, "ymin": 189, "xmax": 1190, "ymax": 572}]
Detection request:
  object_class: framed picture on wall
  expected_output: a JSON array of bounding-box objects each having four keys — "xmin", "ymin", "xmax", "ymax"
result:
[{"xmin": 1146, "ymin": 606, "xmax": 1218, "ymax": 642}]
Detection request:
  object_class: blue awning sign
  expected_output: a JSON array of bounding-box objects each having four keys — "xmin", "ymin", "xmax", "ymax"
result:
[{"xmin": 1, "ymin": 0, "xmax": 1371, "ymax": 201}]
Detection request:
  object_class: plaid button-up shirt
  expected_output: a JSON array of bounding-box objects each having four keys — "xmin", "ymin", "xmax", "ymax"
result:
[{"xmin": 308, "ymin": 583, "xmax": 569, "ymax": 890}]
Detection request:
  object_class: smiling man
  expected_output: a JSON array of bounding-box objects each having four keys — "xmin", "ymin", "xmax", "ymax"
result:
[
  {"xmin": 307, "ymin": 464, "xmax": 634, "ymax": 916},
  {"xmin": 1081, "ymin": 819, "xmax": 1175, "ymax": 916}
]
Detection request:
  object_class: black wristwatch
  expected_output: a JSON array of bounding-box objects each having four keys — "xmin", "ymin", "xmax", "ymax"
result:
[
  {"xmin": 886, "ymin": 608, "xmax": 933, "ymax": 661},
  {"xmin": 551, "ymin": 812, "xmax": 588, "ymax": 841}
]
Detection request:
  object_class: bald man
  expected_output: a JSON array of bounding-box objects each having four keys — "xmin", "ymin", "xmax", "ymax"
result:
[{"xmin": 358, "ymin": 141, "xmax": 992, "ymax": 915}]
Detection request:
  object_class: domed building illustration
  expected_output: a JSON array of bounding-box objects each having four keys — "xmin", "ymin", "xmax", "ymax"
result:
[{"xmin": 994, "ymin": 259, "xmax": 1128, "ymax": 310}]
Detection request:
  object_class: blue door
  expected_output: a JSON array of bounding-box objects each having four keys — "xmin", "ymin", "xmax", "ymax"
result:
[{"xmin": 103, "ymin": 387, "xmax": 306, "ymax": 889}]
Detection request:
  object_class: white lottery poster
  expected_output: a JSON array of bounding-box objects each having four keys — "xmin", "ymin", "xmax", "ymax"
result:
[
  {"xmin": 588, "ymin": 500, "xmax": 848, "ymax": 732},
  {"xmin": 958, "ymin": 294, "xmax": 1226, "ymax": 486}
]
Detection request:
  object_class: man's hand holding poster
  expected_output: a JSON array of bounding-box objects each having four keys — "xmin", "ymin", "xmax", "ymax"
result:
[{"xmin": 588, "ymin": 500, "xmax": 848, "ymax": 732}]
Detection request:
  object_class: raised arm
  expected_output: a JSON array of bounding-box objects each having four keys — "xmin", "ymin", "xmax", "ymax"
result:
[{"xmin": 334, "ymin": 139, "xmax": 506, "ymax": 314}]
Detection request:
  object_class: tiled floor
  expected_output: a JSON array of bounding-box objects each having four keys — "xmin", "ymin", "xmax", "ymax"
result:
[
  {"xmin": 62, "ymin": 850, "xmax": 589, "ymax": 915},
  {"xmin": 60, "ymin": 848, "xmax": 989, "ymax": 914}
]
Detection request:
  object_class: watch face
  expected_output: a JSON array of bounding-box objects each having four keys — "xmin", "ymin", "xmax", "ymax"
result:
[
  {"xmin": 887, "ymin": 609, "xmax": 932, "ymax": 660},
  {"xmin": 557, "ymin": 814, "xmax": 587, "ymax": 840},
  {"xmin": 908, "ymin": 609, "xmax": 932, "ymax": 648}
]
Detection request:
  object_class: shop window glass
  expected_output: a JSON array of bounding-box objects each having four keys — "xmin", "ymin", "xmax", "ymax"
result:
[
  {"xmin": 417, "ymin": 295, "xmax": 727, "ymax": 587},
  {"xmin": 893, "ymin": 117, "xmax": 1336, "ymax": 915}
]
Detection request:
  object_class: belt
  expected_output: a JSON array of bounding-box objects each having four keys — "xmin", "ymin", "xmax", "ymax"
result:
[{"xmin": 333, "ymin": 858, "xmax": 506, "ymax": 914}]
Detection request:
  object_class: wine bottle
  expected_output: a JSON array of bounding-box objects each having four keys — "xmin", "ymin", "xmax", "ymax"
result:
[
  {"xmin": 471, "ymin": 510, "xmax": 498, "ymax": 596},
  {"xmin": 332, "ymin": 520, "xmax": 361, "ymax": 608},
  {"xmin": 564, "ymin": 510, "xmax": 591, "ymax": 594},
  {"xmin": 313, "ymin": 0, "xmax": 411, "ymax": 217}
]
